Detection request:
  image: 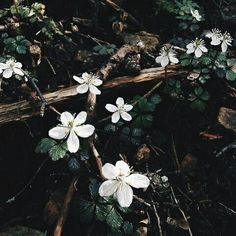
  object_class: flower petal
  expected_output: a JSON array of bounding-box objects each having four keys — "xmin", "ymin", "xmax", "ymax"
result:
[
  {"xmin": 99, "ymin": 180, "xmax": 118, "ymax": 197},
  {"xmin": 116, "ymin": 182, "xmax": 133, "ymax": 207},
  {"xmin": 3, "ymin": 68, "xmax": 13, "ymax": 78},
  {"xmin": 121, "ymin": 111, "xmax": 132, "ymax": 121},
  {"xmin": 61, "ymin": 111, "xmax": 74, "ymax": 126},
  {"xmin": 221, "ymin": 42, "xmax": 228, "ymax": 52},
  {"xmin": 76, "ymin": 84, "xmax": 89, "ymax": 94},
  {"xmin": 82, "ymin": 72, "xmax": 90, "ymax": 82},
  {"xmin": 155, "ymin": 56, "xmax": 163, "ymax": 64},
  {"xmin": 13, "ymin": 67, "xmax": 24, "ymax": 76},
  {"xmin": 105, "ymin": 104, "xmax": 118, "ymax": 112},
  {"xmin": 211, "ymin": 38, "xmax": 221, "ymax": 46},
  {"xmin": 102, "ymin": 163, "xmax": 119, "ymax": 179},
  {"xmin": 0, "ymin": 63, "xmax": 8, "ymax": 70},
  {"xmin": 111, "ymin": 111, "xmax": 120, "ymax": 123},
  {"xmin": 161, "ymin": 56, "xmax": 169, "ymax": 67},
  {"xmin": 92, "ymin": 78, "xmax": 103, "ymax": 86},
  {"xmin": 89, "ymin": 84, "xmax": 101, "ymax": 95},
  {"xmin": 195, "ymin": 48, "xmax": 202, "ymax": 58},
  {"xmin": 73, "ymin": 75, "xmax": 84, "ymax": 84},
  {"xmin": 74, "ymin": 111, "xmax": 87, "ymax": 126},
  {"xmin": 124, "ymin": 104, "xmax": 133, "ymax": 112},
  {"xmin": 49, "ymin": 126, "xmax": 69, "ymax": 139},
  {"xmin": 74, "ymin": 124, "xmax": 95, "ymax": 138},
  {"xmin": 116, "ymin": 97, "xmax": 124, "ymax": 107},
  {"xmin": 125, "ymin": 174, "xmax": 150, "ymax": 189},
  {"xmin": 169, "ymin": 56, "xmax": 179, "ymax": 64},
  {"xmin": 199, "ymin": 45, "xmax": 208, "ymax": 53},
  {"xmin": 15, "ymin": 62, "xmax": 22, "ymax": 68},
  {"xmin": 67, "ymin": 130, "xmax": 80, "ymax": 153},
  {"xmin": 115, "ymin": 160, "xmax": 130, "ymax": 176}
]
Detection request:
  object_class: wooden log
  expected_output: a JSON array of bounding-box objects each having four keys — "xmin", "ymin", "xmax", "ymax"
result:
[{"xmin": 0, "ymin": 66, "xmax": 185, "ymax": 126}]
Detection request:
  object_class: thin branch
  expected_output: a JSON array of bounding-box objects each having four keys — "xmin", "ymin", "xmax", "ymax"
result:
[
  {"xmin": 5, "ymin": 158, "xmax": 48, "ymax": 204},
  {"xmin": 54, "ymin": 177, "xmax": 78, "ymax": 236},
  {"xmin": 170, "ymin": 187, "xmax": 193, "ymax": 236}
]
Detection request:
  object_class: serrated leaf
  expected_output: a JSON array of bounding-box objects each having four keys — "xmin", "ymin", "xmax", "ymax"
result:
[
  {"xmin": 89, "ymin": 178, "xmax": 99, "ymax": 199},
  {"xmin": 226, "ymin": 70, "xmax": 236, "ymax": 81},
  {"xmin": 16, "ymin": 45, "xmax": 27, "ymax": 54},
  {"xmin": 194, "ymin": 86, "xmax": 204, "ymax": 96},
  {"xmin": 142, "ymin": 114, "xmax": 153, "ymax": 128},
  {"xmin": 49, "ymin": 143, "xmax": 67, "ymax": 161},
  {"xmin": 79, "ymin": 198, "xmax": 95, "ymax": 223},
  {"xmin": 190, "ymin": 99, "xmax": 206, "ymax": 111},
  {"xmin": 95, "ymin": 204, "xmax": 109, "ymax": 222},
  {"xmin": 35, "ymin": 138, "xmax": 57, "ymax": 154},
  {"xmin": 68, "ymin": 157, "xmax": 80, "ymax": 174},
  {"xmin": 106, "ymin": 206, "xmax": 124, "ymax": 230},
  {"xmin": 150, "ymin": 94, "xmax": 161, "ymax": 105},
  {"xmin": 122, "ymin": 221, "xmax": 133, "ymax": 235}
]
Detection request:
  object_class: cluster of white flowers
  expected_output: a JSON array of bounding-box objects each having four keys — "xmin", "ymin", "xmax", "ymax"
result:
[
  {"xmin": 206, "ymin": 28, "xmax": 233, "ymax": 52},
  {"xmin": 99, "ymin": 160, "xmax": 150, "ymax": 207},
  {"xmin": 0, "ymin": 59, "xmax": 24, "ymax": 79},
  {"xmin": 155, "ymin": 45, "xmax": 179, "ymax": 67}
]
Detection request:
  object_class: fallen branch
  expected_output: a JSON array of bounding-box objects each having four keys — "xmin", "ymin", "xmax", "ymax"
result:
[{"xmin": 0, "ymin": 66, "xmax": 185, "ymax": 126}]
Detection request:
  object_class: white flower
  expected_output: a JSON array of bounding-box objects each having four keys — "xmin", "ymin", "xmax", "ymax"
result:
[
  {"xmin": 190, "ymin": 9, "xmax": 201, "ymax": 21},
  {"xmin": 155, "ymin": 45, "xmax": 179, "ymax": 67},
  {"xmin": 186, "ymin": 38, "xmax": 208, "ymax": 58},
  {"xmin": 48, "ymin": 111, "xmax": 95, "ymax": 153},
  {"xmin": 220, "ymin": 31, "xmax": 233, "ymax": 53},
  {"xmin": 73, "ymin": 72, "xmax": 103, "ymax": 95},
  {"xmin": 205, "ymin": 28, "xmax": 222, "ymax": 45},
  {"xmin": 99, "ymin": 160, "xmax": 150, "ymax": 207},
  {"xmin": 105, "ymin": 97, "xmax": 133, "ymax": 123},
  {"xmin": 206, "ymin": 29, "xmax": 233, "ymax": 52},
  {"xmin": 0, "ymin": 59, "xmax": 24, "ymax": 78}
]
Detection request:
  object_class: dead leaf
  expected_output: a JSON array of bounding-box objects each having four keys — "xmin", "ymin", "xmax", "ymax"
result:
[
  {"xmin": 218, "ymin": 107, "xmax": 236, "ymax": 133},
  {"xmin": 199, "ymin": 131, "xmax": 222, "ymax": 140},
  {"xmin": 166, "ymin": 216, "xmax": 190, "ymax": 230},
  {"xmin": 134, "ymin": 144, "xmax": 150, "ymax": 163},
  {"xmin": 43, "ymin": 189, "xmax": 66, "ymax": 225},
  {"xmin": 180, "ymin": 153, "xmax": 197, "ymax": 177}
]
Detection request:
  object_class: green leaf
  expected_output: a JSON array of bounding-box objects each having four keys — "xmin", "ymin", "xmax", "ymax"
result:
[
  {"xmin": 150, "ymin": 94, "xmax": 161, "ymax": 105},
  {"xmin": 226, "ymin": 70, "xmax": 236, "ymax": 81},
  {"xmin": 95, "ymin": 204, "xmax": 109, "ymax": 222},
  {"xmin": 49, "ymin": 143, "xmax": 67, "ymax": 161},
  {"xmin": 106, "ymin": 205, "xmax": 124, "ymax": 230},
  {"xmin": 89, "ymin": 179, "xmax": 99, "ymax": 199},
  {"xmin": 190, "ymin": 99, "xmax": 206, "ymax": 111},
  {"xmin": 200, "ymin": 91, "xmax": 210, "ymax": 101},
  {"xmin": 35, "ymin": 138, "xmax": 57, "ymax": 154},
  {"xmin": 122, "ymin": 221, "xmax": 133, "ymax": 235},
  {"xmin": 3, "ymin": 37, "xmax": 16, "ymax": 44},
  {"xmin": 79, "ymin": 198, "xmax": 95, "ymax": 223},
  {"xmin": 181, "ymin": 58, "xmax": 191, "ymax": 66},
  {"xmin": 16, "ymin": 45, "xmax": 27, "ymax": 54},
  {"xmin": 194, "ymin": 86, "xmax": 204, "ymax": 96},
  {"xmin": 142, "ymin": 114, "xmax": 153, "ymax": 128}
]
